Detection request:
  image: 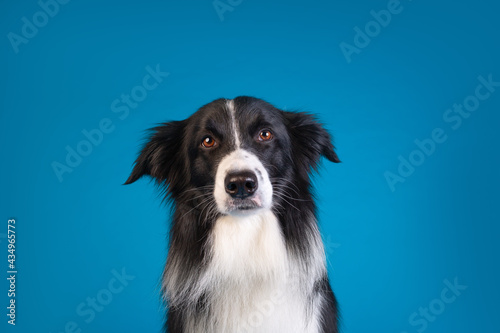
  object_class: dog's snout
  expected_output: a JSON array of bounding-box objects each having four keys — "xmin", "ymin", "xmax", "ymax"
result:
[{"xmin": 224, "ymin": 171, "xmax": 258, "ymax": 199}]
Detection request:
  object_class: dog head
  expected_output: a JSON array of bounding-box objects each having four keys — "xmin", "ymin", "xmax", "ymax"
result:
[{"xmin": 125, "ymin": 96, "xmax": 340, "ymax": 217}]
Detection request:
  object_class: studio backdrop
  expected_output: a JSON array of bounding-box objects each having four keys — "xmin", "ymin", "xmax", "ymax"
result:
[{"xmin": 1, "ymin": 0, "xmax": 499, "ymax": 332}]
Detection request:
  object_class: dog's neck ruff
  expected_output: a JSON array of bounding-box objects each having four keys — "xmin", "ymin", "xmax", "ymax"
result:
[{"xmin": 164, "ymin": 209, "xmax": 327, "ymax": 333}]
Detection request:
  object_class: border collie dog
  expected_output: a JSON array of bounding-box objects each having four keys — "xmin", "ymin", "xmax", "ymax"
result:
[{"xmin": 125, "ymin": 96, "xmax": 340, "ymax": 333}]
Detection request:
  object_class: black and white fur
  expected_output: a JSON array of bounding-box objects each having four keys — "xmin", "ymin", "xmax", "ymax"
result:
[{"xmin": 125, "ymin": 96, "xmax": 340, "ymax": 333}]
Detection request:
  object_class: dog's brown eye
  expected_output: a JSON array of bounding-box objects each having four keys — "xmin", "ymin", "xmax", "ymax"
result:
[
  {"xmin": 259, "ymin": 130, "xmax": 273, "ymax": 141},
  {"xmin": 202, "ymin": 136, "xmax": 216, "ymax": 148}
]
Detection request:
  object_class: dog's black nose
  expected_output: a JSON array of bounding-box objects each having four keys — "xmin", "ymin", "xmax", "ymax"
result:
[{"xmin": 224, "ymin": 171, "xmax": 258, "ymax": 199}]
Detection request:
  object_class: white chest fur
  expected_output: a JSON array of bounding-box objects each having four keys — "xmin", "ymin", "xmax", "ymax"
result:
[{"xmin": 183, "ymin": 210, "xmax": 324, "ymax": 333}]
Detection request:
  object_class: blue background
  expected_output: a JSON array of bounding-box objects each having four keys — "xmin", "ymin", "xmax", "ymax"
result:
[{"xmin": 1, "ymin": 0, "xmax": 499, "ymax": 332}]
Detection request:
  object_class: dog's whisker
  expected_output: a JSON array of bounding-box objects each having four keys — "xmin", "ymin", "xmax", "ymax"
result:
[
  {"xmin": 271, "ymin": 179, "xmax": 313, "ymax": 202},
  {"xmin": 275, "ymin": 194, "xmax": 305, "ymax": 211},
  {"xmin": 188, "ymin": 192, "xmax": 213, "ymax": 202},
  {"xmin": 206, "ymin": 203, "xmax": 219, "ymax": 223},
  {"xmin": 270, "ymin": 179, "xmax": 303, "ymax": 196},
  {"xmin": 178, "ymin": 196, "xmax": 214, "ymax": 220},
  {"xmin": 272, "ymin": 187, "xmax": 311, "ymax": 202},
  {"xmin": 197, "ymin": 201, "xmax": 211, "ymax": 226},
  {"xmin": 272, "ymin": 183, "xmax": 299, "ymax": 193},
  {"xmin": 262, "ymin": 162, "xmax": 281, "ymax": 174},
  {"xmin": 182, "ymin": 185, "xmax": 215, "ymax": 194},
  {"xmin": 271, "ymin": 201, "xmax": 286, "ymax": 212},
  {"xmin": 272, "ymin": 191, "xmax": 301, "ymax": 211},
  {"xmin": 278, "ymin": 178, "xmax": 300, "ymax": 194}
]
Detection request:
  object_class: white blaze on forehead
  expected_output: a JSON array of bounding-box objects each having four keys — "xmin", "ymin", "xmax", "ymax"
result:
[{"xmin": 226, "ymin": 99, "xmax": 241, "ymax": 148}]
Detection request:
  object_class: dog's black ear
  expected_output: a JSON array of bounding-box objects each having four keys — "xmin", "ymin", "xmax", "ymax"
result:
[
  {"xmin": 283, "ymin": 111, "xmax": 340, "ymax": 171},
  {"xmin": 124, "ymin": 121, "xmax": 186, "ymax": 186}
]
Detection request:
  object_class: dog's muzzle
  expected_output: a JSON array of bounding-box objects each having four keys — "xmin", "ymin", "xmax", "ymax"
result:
[{"xmin": 214, "ymin": 149, "xmax": 273, "ymax": 215}]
